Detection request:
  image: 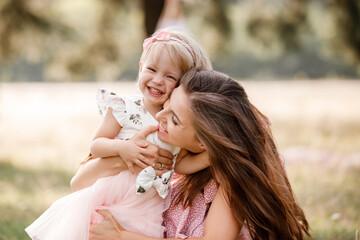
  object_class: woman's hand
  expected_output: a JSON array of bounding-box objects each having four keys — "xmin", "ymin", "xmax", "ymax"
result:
[
  {"xmin": 154, "ymin": 146, "xmax": 174, "ymax": 175},
  {"xmin": 89, "ymin": 210, "xmax": 156, "ymax": 240},
  {"xmin": 89, "ymin": 210, "xmax": 124, "ymax": 240}
]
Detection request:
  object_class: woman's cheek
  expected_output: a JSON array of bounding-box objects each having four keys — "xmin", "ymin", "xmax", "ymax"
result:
[{"xmin": 167, "ymin": 126, "xmax": 176, "ymax": 142}]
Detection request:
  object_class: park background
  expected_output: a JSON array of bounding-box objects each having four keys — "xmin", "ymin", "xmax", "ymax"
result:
[{"xmin": 0, "ymin": 0, "xmax": 359, "ymax": 239}]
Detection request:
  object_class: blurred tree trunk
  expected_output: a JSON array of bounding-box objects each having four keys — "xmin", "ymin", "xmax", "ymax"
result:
[
  {"xmin": 331, "ymin": 0, "xmax": 360, "ymax": 65},
  {"xmin": 210, "ymin": 0, "xmax": 231, "ymax": 37},
  {"xmin": 142, "ymin": 0, "xmax": 164, "ymax": 37},
  {"xmin": 246, "ymin": 0, "xmax": 308, "ymax": 51}
]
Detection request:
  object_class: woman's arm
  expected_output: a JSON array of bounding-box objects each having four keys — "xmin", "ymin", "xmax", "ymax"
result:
[
  {"xmin": 89, "ymin": 210, "xmax": 181, "ymax": 240},
  {"xmin": 71, "ymin": 126, "xmax": 175, "ymax": 191},
  {"xmin": 202, "ymin": 185, "xmax": 240, "ymax": 240},
  {"xmin": 70, "ymin": 156, "xmax": 129, "ymax": 192},
  {"xmin": 89, "ymin": 185, "xmax": 240, "ymax": 240}
]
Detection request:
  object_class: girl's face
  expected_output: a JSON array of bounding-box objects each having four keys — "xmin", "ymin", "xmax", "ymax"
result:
[
  {"xmin": 156, "ymin": 85, "xmax": 204, "ymax": 153},
  {"xmin": 138, "ymin": 49, "xmax": 182, "ymax": 110}
]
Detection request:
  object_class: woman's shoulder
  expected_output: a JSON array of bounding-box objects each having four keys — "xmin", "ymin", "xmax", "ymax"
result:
[{"xmin": 204, "ymin": 178, "xmax": 218, "ymax": 203}]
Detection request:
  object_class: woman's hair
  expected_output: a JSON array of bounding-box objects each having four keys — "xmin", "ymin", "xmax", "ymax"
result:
[
  {"xmin": 140, "ymin": 28, "xmax": 212, "ymax": 74},
  {"xmin": 177, "ymin": 69, "xmax": 310, "ymax": 239}
]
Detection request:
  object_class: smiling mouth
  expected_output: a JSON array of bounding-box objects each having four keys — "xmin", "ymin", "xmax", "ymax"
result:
[
  {"xmin": 148, "ymin": 86, "xmax": 164, "ymax": 95},
  {"xmin": 159, "ymin": 122, "xmax": 167, "ymax": 133}
]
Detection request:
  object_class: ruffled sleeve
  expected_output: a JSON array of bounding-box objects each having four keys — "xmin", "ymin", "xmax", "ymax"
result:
[{"xmin": 96, "ymin": 89, "xmax": 127, "ymax": 126}]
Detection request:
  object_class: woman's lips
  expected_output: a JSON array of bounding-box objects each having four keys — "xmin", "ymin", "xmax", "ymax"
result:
[{"xmin": 158, "ymin": 122, "xmax": 167, "ymax": 134}]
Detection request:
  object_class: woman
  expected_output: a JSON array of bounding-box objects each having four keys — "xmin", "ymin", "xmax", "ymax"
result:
[{"xmin": 76, "ymin": 70, "xmax": 311, "ymax": 239}]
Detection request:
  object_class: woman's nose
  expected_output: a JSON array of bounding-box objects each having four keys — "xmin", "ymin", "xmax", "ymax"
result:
[
  {"xmin": 155, "ymin": 109, "xmax": 164, "ymax": 121},
  {"xmin": 156, "ymin": 104, "xmax": 169, "ymax": 121}
]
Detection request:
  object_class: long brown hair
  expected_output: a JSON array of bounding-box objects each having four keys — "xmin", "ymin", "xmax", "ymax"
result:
[{"xmin": 178, "ymin": 70, "xmax": 310, "ymax": 239}]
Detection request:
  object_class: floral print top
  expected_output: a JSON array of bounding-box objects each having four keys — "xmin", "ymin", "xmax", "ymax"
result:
[{"xmin": 96, "ymin": 89, "xmax": 179, "ymax": 154}]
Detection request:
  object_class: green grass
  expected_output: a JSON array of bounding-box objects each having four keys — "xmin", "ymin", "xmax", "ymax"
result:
[
  {"xmin": 0, "ymin": 161, "xmax": 73, "ymax": 240},
  {"xmin": 272, "ymin": 119, "xmax": 360, "ymax": 154},
  {"xmin": 0, "ymin": 158, "xmax": 359, "ymax": 239},
  {"xmin": 287, "ymin": 163, "xmax": 360, "ymax": 240}
]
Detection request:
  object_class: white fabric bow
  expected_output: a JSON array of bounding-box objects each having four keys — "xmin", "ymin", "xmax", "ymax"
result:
[{"xmin": 136, "ymin": 166, "xmax": 174, "ymax": 199}]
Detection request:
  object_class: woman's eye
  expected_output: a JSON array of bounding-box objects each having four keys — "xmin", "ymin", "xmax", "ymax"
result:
[{"xmin": 171, "ymin": 116, "xmax": 178, "ymax": 126}]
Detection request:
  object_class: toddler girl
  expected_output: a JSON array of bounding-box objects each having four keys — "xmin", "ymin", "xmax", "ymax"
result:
[{"xmin": 25, "ymin": 29, "xmax": 211, "ymax": 240}]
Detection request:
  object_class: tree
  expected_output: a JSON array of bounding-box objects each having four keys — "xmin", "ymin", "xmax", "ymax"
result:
[
  {"xmin": 0, "ymin": 0, "xmax": 359, "ymax": 81},
  {"xmin": 330, "ymin": 0, "xmax": 360, "ymax": 68}
]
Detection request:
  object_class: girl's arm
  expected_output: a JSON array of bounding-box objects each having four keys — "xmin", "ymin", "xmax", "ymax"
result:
[
  {"xmin": 71, "ymin": 125, "xmax": 175, "ymax": 192},
  {"xmin": 174, "ymin": 149, "xmax": 210, "ymax": 175},
  {"xmin": 90, "ymin": 108, "xmax": 122, "ymax": 157},
  {"xmin": 89, "ymin": 185, "xmax": 240, "ymax": 240},
  {"xmin": 91, "ymin": 109, "xmax": 156, "ymax": 171}
]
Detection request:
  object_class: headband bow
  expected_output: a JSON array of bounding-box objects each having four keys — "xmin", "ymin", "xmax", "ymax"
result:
[
  {"xmin": 143, "ymin": 31, "xmax": 196, "ymax": 62},
  {"xmin": 143, "ymin": 31, "xmax": 171, "ymax": 50}
]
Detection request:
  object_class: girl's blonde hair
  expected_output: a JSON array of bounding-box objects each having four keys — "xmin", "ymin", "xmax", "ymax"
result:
[{"xmin": 140, "ymin": 28, "xmax": 212, "ymax": 74}]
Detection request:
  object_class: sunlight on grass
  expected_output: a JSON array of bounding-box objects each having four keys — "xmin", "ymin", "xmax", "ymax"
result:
[
  {"xmin": 287, "ymin": 162, "xmax": 360, "ymax": 240},
  {"xmin": 0, "ymin": 161, "xmax": 73, "ymax": 240},
  {"xmin": 272, "ymin": 118, "xmax": 360, "ymax": 153}
]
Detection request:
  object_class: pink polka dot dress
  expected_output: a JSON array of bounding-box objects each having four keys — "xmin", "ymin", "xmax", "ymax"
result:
[{"xmin": 164, "ymin": 178, "xmax": 252, "ymax": 239}]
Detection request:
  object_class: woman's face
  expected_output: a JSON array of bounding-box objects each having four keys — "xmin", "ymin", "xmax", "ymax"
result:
[{"xmin": 156, "ymin": 85, "xmax": 204, "ymax": 153}]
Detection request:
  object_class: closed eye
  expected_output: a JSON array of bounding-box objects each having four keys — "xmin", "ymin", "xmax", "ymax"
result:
[
  {"xmin": 147, "ymin": 67, "xmax": 156, "ymax": 72},
  {"xmin": 167, "ymin": 75, "xmax": 177, "ymax": 81},
  {"xmin": 171, "ymin": 115, "xmax": 178, "ymax": 126}
]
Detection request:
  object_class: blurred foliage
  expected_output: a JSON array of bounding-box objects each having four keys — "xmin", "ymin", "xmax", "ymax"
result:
[
  {"xmin": 286, "ymin": 161, "xmax": 360, "ymax": 240},
  {"xmin": 0, "ymin": 0, "xmax": 359, "ymax": 81},
  {"xmin": 246, "ymin": 0, "xmax": 308, "ymax": 52},
  {"xmin": 0, "ymin": 161, "xmax": 73, "ymax": 240},
  {"xmin": 0, "ymin": 0, "xmax": 71, "ymax": 62},
  {"xmin": 329, "ymin": 0, "xmax": 360, "ymax": 66}
]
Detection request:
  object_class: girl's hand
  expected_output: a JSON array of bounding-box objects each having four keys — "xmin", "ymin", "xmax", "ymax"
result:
[
  {"xmin": 89, "ymin": 209, "xmax": 124, "ymax": 240},
  {"xmin": 131, "ymin": 126, "xmax": 174, "ymax": 175},
  {"xmin": 117, "ymin": 138, "xmax": 156, "ymax": 174},
  {"xmin": 116, "ymin": 125, "xmax": 157, "ymax": 174}
]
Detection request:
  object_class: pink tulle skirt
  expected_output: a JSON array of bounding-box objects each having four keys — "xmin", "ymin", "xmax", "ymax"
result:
[{"xmin": 25, "ymin": 170, "xmax": 171, "ymax": 240}]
